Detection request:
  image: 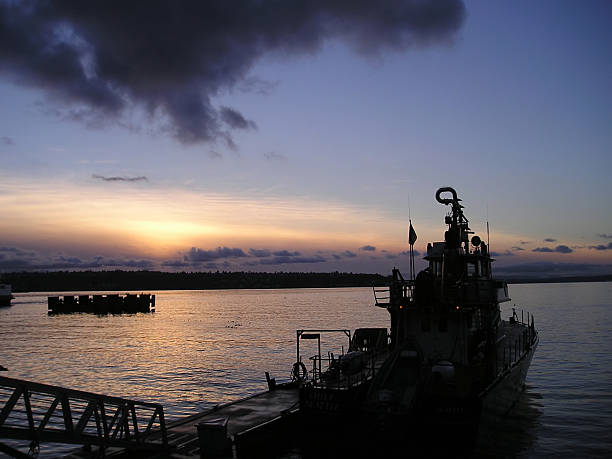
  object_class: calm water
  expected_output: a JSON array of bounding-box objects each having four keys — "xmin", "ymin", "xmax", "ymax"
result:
[{"xmin": 1, "ymin": 283, "xmax": 611, "ymax": 457}]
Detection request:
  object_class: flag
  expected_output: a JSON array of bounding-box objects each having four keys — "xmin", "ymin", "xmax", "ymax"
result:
[{"xmin": 409, "ymin": 221, "xmax": 417, "ymax": 246}]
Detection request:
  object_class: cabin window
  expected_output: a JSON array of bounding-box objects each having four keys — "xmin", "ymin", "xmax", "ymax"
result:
[
  {"xmin": 438, "ymin": 318, "xmax": 448, "ymax": 332},
  {"xmin": 421, "ymin": 316, "xmax": 431, "ymax": 332}
]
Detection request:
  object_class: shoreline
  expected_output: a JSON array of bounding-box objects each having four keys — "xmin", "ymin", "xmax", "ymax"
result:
[{"xmin": 3, "ymin": 270, "xmax": 612, "ymax": 293}]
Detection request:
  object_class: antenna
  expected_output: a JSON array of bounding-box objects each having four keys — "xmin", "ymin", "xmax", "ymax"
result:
[{"xmin": 486, "ymin": 204, "xmax": 490, "ymax": 250}]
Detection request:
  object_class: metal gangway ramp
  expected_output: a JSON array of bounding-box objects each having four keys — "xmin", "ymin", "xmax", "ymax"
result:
[{"xmin": 0, "ymin": 376, "xmax": 168, "ymax": 457}]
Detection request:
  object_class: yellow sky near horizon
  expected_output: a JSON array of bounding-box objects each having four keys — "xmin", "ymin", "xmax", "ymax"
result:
[{"xmin": 1, "ymin": 178, "xmax": 609, "ymax": 266}]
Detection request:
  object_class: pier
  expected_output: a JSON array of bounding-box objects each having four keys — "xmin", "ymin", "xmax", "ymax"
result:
[
  {"xmin": 47, "ymin": 294, "xmax": 155, "ymax": 315},
  {"xmin": 0, "ymin": 376, "xmax": 167, "ymax": 458},
  {"xmin": 0, "ymin": 375, "xmax": 300, "ymax": 458}
]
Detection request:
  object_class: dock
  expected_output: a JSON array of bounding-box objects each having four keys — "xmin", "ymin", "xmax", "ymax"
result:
[
  {"xmin": 161, "ymin": 385, "xmax": 300, "ymax": 457},
  {"xmin": 0, "ymin": 375, "xmax": 300, "ymax": 459},
  {"xmin": 47, "ymin": 294, "xmax": 155, "ymax": 315}
]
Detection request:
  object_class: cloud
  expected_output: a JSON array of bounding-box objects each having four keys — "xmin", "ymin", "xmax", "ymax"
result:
[
  {"xmin": 0, "ymin": 248, "xmax": 154, "ymax": 271},
  {"xmin": 219, "ymin": 106, "xmax": 257, "ymax": 130},
  {"xmin": 331, "ymin": 250, "xmax": 359, "ymax": 260},
  {"xmin": 0, "ymin": 1, "xmax": 465, "ymax": 146},
  {"xmin": 0, "ymin": 246, "xmax": 36, "ymax": 257},
  {"xmin": 360, "ymin": 245, "xmax": 376, "ymax": 252},
  {"xmin": 589, "ymin": 242, "xmax": 612, "ymax": 251},
  {"xmin": 400, "ymin": 250, "xmax": 421, "ymax": 257},
  {"xmin": 272, "ymin": 250, "xmax": 300, "ymax": 257},
  {"xmin": 161, "ymin": 260, "xmax": 191, "ymax": 268},
  {"xmin": 263, "ymin": 152, "xmax": 287, "ymax": 161},
  {"xmin": 532, "ymin": 245, "xmax": 573, "ymax": 254},
  {"xmin": 92, "ymin": 174, "xmax": 148, "ymax": 182},
  {"xmin": 1, "ymin": 136, "xmax": 14, "ymax": 145},
  {"xmin": 495, "ymin": 262, "xmax": 612, "ymax": 277},
  {"xmin": 543, "ymin": 238, "xmax": 557, "ymax": 242},
  {"xmin": 511, "ymin": 246, "xmax": 525, "ymax": 251},
  {"xmin": 249, "ymin": 248, "xmax": 271, "ymax": 258},
  {"xmin": 258, "ymin": 255, "xmax": 326, "ymax": 265},
  {"xmin": 184, "ymin": 246, "xmax": 247, "ymax": 262},
  {"xmin": 520, "ymin": 241, "xmax": 531, "ymax": 245},
  {"xmin": 490, "ymin": 251, "xmax": 515, "ymax": 257},
  {"xmin": 598, "ymin": 234, "xmax": 612, "ymax": 239}
]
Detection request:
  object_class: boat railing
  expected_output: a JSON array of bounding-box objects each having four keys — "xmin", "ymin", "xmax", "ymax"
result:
[
  {"xmin": 307, "ymin": 349, "xmax": 387, "ymax": 390},
  {"xmin": 373, "ymin": 281, "xmax": 414, "ymax": 307},
  {"xmin": 493, "ymin": 308, "xmax": 538, "ymax": 376}
]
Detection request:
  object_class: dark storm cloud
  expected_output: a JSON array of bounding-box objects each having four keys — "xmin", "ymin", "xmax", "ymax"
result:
[
  {"xmin": 360, "ymin": 245, "xmax": 376, "ymax": 252},
  {"xmin": 598, "ymin": 234, "xmax": 612, "ymax": 239},
  {"xmin": 185, "ymin": 246, "xmax": 247, "ymax": 262},
  {"xmin": 219, "ymin": 106, "xmax": 256, "ymax": 130},
  {"xmin": 543, "ymin": 238, "xmax": 557, "ymax": 243},
  {"xmin": 0, "ymin": 1, "xmax": 465, "ymax": 146},
  {"xmin": 1, "ymin": 135, "xmax": 13, "ymax": 145},
  {"xmin": 490, "ymin": 251, "xmax": 514, "ymax": 257},
  {"xmin": 532, "ymin": 245, "xmax": 573, "ymax": 254},
  {"xmin": 589, "ymin": 242, "xmax": 612, "ymax": 251},
  {"xmin": 92, "ymin": 174, "xmax": 148, "ymax": 182}
]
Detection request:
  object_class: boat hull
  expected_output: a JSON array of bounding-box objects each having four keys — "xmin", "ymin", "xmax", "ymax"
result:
[{"xmin": 480, "ymin": 334, "xmax": 538, "ymax": 417}]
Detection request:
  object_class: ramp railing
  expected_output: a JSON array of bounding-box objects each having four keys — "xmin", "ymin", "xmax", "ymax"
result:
[{"xmin": 0, "ymin": 376, "xmax": 168, "ymax": 454}]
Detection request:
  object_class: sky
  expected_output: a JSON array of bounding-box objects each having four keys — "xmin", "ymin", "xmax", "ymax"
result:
[{"xmin": 0, "ymin": 0, "xmax": 611, "ymax": 277}]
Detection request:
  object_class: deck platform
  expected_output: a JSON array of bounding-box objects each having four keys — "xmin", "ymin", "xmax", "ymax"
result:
[{"xmin": 153, "ymin": 385, "xmax": 300, "ymax": 458}]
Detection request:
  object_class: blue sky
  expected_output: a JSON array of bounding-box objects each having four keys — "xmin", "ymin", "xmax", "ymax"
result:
[{"xmin": 0, "ymin": 0, "xmax": 611, "ymax": 277}]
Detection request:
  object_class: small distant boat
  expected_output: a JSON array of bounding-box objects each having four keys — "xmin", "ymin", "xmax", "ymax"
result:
[
  {"xmin": 293, "ymin": 187, "xmax": 539, "ymax": 433},
  {"xmin": 0, "ymin": 283, "xmax": 13, "ymax": 307}
]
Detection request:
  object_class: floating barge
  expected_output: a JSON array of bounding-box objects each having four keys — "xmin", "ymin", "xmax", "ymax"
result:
[{"xmin": 48, "ymin": 294, "xmax": 155, "ymax": 315}]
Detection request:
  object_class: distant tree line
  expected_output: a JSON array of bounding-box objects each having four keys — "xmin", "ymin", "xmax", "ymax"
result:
[
  {"xmin": 3, "ymin": 270, "xmax": 610, "ymax": 293},
  {"xmin": 4, "ymin": 270, "xmax": 393, "ymax": 293}
]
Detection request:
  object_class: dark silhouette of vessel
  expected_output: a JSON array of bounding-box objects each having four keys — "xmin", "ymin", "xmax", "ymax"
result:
[
  {"xmin": 0, "ymin": 283, "xmax": 12, "ymax": 307},
  {"xmin": 295, "ymin": 187, "xmax": 539, "ymax": 435}
]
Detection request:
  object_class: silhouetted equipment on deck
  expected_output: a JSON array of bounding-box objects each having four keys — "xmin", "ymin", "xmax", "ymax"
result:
[
  {"xmin": 47, "ymin": 293, "xmax": 155, "ymax": 314},
  {"xmin": 0, "ymin": 376, "xmax": 168, "ymax": 455}
]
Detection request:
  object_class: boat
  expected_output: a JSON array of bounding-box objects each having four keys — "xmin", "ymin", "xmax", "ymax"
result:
[
  {"xmin": 293, "ymin": 187, "xmax": 538, "ymax": 436},
  {"xmin": 0, "ymin": 283, "xmax": 12, "ymax": 307}
]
